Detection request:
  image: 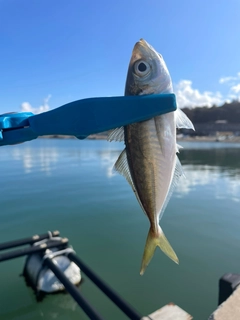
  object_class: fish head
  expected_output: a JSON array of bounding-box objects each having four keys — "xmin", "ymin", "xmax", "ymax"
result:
[{"xmin": 125, "ymin": 39, "xmax": 173, "ymax": 95}]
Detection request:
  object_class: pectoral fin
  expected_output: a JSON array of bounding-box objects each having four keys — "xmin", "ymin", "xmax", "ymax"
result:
[
  {"xmin": 175, "ymin": 108, "xmax": 195, "ymax": 131},
  {"xmin": 108, "ymin": 127, "xmax": 124, "ymax": 141}
]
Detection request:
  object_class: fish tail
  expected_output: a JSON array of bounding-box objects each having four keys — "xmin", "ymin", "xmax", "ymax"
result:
[{"xmin": 140, "ymin": 226, "xmax": 179, "ymax": 275}]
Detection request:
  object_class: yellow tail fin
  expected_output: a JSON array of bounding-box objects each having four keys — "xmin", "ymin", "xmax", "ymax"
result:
[{"xmin": 140, "ymin": 226, "xmax": 179, "ymax": 275}]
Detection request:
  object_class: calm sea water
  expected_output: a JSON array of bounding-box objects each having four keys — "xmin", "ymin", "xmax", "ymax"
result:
[{"xmin": 0, "ymin": 139, "xmax": 240, "ymax": 320}]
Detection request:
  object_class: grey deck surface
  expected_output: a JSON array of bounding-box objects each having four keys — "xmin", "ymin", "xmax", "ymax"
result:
[
  {"xmin": 142, "ymin": 303, "xmax": 192, "ymax": 320},
  {"xmin": 209, "ymin": 286, "xmax": 240, "ymax": 320}
]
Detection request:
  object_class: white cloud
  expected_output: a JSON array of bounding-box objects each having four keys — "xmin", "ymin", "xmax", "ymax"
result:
[
  {"xmin": 175, "ymin": 72, "xmax": 240, "ymax": 108},
  {"xmin": 219, "ymin": 72, "xmax": 240, "ymax": 98},
  {"xmin": 174, "ymin": 80, "xmax": 223, "ymax": 108},
  {"xmin": 219, "ymin": 72, "xmax": 240, "ymax": 84},
  {"xmin": 231, "ymin": 83, "xmax": 240, "ymax": 94},
  {"xmin": 219, "ymin": 76, "xmax": 237, "ymax": 84},
  {"xmin": 20, "ymin": 95, "xmax": 51, "ymax": 114}
]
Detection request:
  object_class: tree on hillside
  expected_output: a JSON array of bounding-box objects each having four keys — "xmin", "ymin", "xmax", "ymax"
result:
[{"xmin": 182, "ymin": 100, "xmax": 240, "ymax": 124}]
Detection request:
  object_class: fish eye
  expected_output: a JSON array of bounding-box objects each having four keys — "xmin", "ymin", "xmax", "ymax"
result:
[
  {"xmin": 134, "ymin": 60, "xmax": 150, "ymax": 76},
  {"xmin": 138, "ymin": 62, "xmax": 147, "ymax": 72}
]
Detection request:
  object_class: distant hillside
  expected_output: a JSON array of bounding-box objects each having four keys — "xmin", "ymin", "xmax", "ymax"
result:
[
  {"xmin": 182, "ymin": 100, "xmax": 240, "ymax": 124},
  {"xmin": 180, "ymin": 100, "xmax": 240, "ymax": 137}
]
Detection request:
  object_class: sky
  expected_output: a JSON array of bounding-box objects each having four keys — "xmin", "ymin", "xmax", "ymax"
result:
[{"xmin": 0, "ymin": 0, "xmax": 240, "ymax": 114}]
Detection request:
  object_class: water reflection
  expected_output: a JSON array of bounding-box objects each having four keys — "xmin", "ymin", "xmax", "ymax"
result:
[
  {"xmin": 1, "ymin": 140, "xmax": 240, "ymax": 320},
  {"xmin": 103, "ymin": 144, "xmax": 240, "ymax": 203},
  {"xmin": 179, "ymin": 147, "xmax": 240, "ymax": 172},
  {"xmin": 99, "ymin": 150, "xmax": 118, "ymax": 178},
  {"xmin": 175, "ymin": 148, "xmax": 240, "ymax": 201},
  {"xmin": 11, "ymin": 147, "xmax": 59, "ymax": 174},
  {"xmin": 1, "ymin": 293, "xmax": 79, "ymax": 320},
  {"xmin": 174, "ymin": 164, "xmax": 240, "ymax": 202},
  {"xmin": 3, "ymin": 141, "xmax": 240, "ymax": 202},
  {"xmin": 1, "ymin": 140, "xmax": 122, "ymax": 177}
]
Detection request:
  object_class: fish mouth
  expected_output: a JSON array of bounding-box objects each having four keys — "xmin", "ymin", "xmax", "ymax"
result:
[
  {"xmin": 133, "ymin": 39, "xmax": 149, "ymax": 52},
  {"xmin": 138, "ymin": 38, "xmax": 148, "ymax": 45},
  {"xmin": 129, "ymin": 39, "xmax": 153, "ymax": 68},
  {"xmin": 131, "ymin": 39, "xmax": 160, "ymax": 64},
  {"xmin": 133, "ymin": 39, "xmax": 162, "ymax": 62},
  {"xmin": 134, "ymin": 39, "xmax": 154, "ymax": 52}
]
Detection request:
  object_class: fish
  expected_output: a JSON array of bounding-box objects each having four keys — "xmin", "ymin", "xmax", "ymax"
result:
[{"xmin": 108, "ymin": 39, "xmax": 194, "ymax": 275}]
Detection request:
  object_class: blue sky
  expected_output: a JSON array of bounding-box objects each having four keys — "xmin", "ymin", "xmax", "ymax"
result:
[{"xmin": 1, "ymin": 0, "xmax": 240, "ymax": 114}]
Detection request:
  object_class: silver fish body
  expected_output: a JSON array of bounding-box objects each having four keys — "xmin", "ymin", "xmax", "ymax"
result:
[
  {"xmin": 124, "ymin": 113, "xmax": 176, "ymax": 228},
  {"xmin": 109, "ymin": 39, "xmax": 194, "ymax": 275}
]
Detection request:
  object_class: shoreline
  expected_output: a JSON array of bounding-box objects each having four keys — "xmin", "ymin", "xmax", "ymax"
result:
[
  {"xmin": 177, "ymin": 136, "xmax": 240, "ymax": 143},
  {"xmin": 39, "ymin": 135, "xmax": 240, "ymax": 143}
]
